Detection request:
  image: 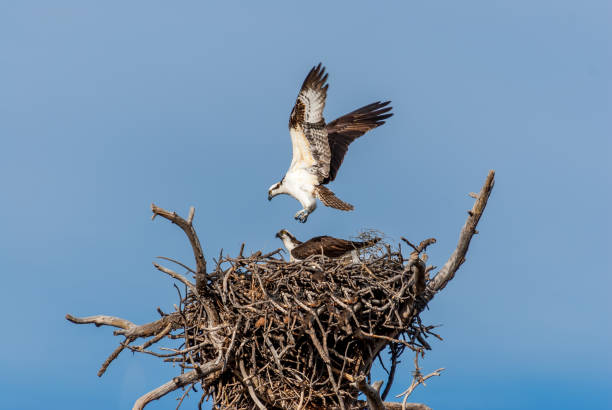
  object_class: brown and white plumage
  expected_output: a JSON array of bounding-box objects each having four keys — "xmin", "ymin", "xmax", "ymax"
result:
[
  {"xmin": 275, "ymin": 229, "xmax": 381, "ymax": 262},
  {"xmin": 268, "ymin": 64, "xmax": 393, "ymax": 223}
]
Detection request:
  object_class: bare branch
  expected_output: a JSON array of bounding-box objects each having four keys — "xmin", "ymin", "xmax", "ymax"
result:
[
  {"xmin": 65, "ymin": 314, "xmax": 135, "ymax": 330},
  {"xmin": 355, "ymin": 375, "xmax": 385, "ymax": 410},
  {"xmin": 238, "ymin": 360, "xmax": 267, "ymax": 410},
  {"xmin": 150, "ymin": 204, "xmax": 221, "ymax": 335},
  {"xmin": 151, "ymin": 204, "xmax": 207, "ymax": 294},
  {"xmin": 156, "ymin": 256, "xmax": 195, "ymax": 274},
  {"xmin": 396, "ymin": 353, "xmax": 444, "ymax": 407},
  {"xmin": 428, "ymin": 170, "xmax": 495, "ymax": 293},
  {"xmin": 66, "ymin": 313, "xmax": 182, "ymax": 339},
  {"xmin": 381, "ymin": 403, "xmax": 433, "ymax": 410},
  {"xmin": 98, "ymin": 337, "xmax": 133, "ymax": 377},
  {"xmin": 132, "ymin": 360, "xmax": 223, "ymax": 410},
  {"xmin": 381, "ymin": 347, "xmax": 399, "ymax": 401},
  {"xmin": 153, "ymin": 263, "xmax": 199, "ymax": 297}
]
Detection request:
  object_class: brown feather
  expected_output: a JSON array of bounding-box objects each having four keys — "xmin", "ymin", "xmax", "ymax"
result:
[
  {"xmin": 291, "ymin": 235, "xmax": 381, "ymax": 260},
  {"xmin": 323, "ymin": 101, "xmax": 393, "ymax": 183},
  {"xmin": 289, "ymin": 63, "xmax": 329, "ymax": 129},
  {"xmin": 288, "ymin": 63, "xmax": 332, "ymax": 180},
  {"xmin": 314, "ymin": 185, "xmax": 354, "ymax": 211}
]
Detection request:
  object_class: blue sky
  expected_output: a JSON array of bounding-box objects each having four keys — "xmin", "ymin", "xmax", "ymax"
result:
[{"xmin": 0, "ymin": 1, "xmax": 610, "ymax": 409}]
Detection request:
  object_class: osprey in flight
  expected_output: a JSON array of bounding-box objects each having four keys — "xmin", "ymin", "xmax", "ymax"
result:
[
  {"xmin": 275, "ymin": 229, "xmax": 380, "ymax": 262},
  {"xmin": 268, "ymin": 64, "xmax": 393, "ymax": 223}
]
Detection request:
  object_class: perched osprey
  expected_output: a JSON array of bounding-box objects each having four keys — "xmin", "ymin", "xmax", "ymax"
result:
[
  {"xmin": 275, "ymin": 229, "xmax": 381, "ymax": 262},
  {"xmin": 268, "ymin": 64, "xmax": 393, "ymax": 223}
]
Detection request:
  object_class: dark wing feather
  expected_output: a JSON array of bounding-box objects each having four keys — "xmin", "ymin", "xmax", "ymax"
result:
[
  {"xmin": 323, "ymin": 101, "xmax": 393, "ymax": 184},
  {"xmin": 291, "ymin": 235, "xmax": 381, "ymax": 260},
  {"xmin": 289, "ymin": 64, "xmax": 328, "ymax": 128}
]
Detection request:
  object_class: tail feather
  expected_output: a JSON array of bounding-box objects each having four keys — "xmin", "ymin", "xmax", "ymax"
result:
[{"xmin": 315, "ymin": 186, "xmax": 354, "ymax": 211}]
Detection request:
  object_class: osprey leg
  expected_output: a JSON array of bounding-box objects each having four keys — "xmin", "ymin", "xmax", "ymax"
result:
[{"xmin": 294, "ymin": 209, "xmax": 310, "ymax": 223}]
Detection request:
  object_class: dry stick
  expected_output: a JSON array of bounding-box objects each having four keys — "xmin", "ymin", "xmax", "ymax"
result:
[
  {"xmin": 362, "ymin": 171, "xmax": 495, "ymax": 402},
  {"xmin": 150, "ymin": 204, "xmax": 222, "ymax": 349},
  {"xmin": 151, "ymin": 204, "xmax": 207, "ymax": 295},
  {"xmin": 379, "ymin": 403, "xmax": 433, "ymax": 410},
  {"xmin": 65, "ymin": 314, "xmax": 135, "ymax": 330},
  {"xmin": 397, "ymin": 367, "xmax": 444, "ymax": 408},
  {"xmin": 153, "ymin": 263, "xmax": 199, "ymax": 297},
  {"xmin": 428, "ymin": 170, "xmax": 495, "ymax": 293},
  {"xmin": 396, "ymin": 353, "xmax": 444, "ymax": 407},
  {"xmin": 66, "ymin": 312, "xmax": 182, "ymax": 339},
  {"xmin": 132, "ymin": 360, "xmax": 223, "ymax": 410},
  {"xmin": 136, "ymin": 323, "xmax": 172, "ymax": 351},
  {"xmin": 238, "ymin": 360, "xmax": 267, "ymax": 410},
  {"xmin": 156, "ymin": 256, "xmax": 196, "ymax": 274},
  {"xmin": 305, "ymin": 322, "xmax": 346, "ymax": 410},
  {"xmin": 98, "ymin": 337, "xmax": 134, "ymax": 377},
  {"xmin": 381, "ymin": 347, "xmax": 399, "ymax": 401},
  {"xmin": 354, "ymin": 375, "xmax": 385, "ymax": 410}
]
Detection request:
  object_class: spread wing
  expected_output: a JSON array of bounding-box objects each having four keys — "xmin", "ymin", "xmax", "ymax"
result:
[
  {"xmin": 323, "ymin": 101, "xmax": 392, "ymax": 184},
  {"xmin": 291, "ymin": 235, "xmax": 381, "ymax": 260},
  {"xmin": 288, "ymin": 64, "xmax": 331, "ymax": 180}
]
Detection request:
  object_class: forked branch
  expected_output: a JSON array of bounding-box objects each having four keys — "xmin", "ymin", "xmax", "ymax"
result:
[{"xmin": 151, "ymin": 204, "xmax": 207, "ymax": 294}]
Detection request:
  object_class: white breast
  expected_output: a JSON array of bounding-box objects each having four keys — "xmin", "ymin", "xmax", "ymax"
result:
[{"xmin": 283, "ymin": 168, "xmax": 318, "ymax": 209}]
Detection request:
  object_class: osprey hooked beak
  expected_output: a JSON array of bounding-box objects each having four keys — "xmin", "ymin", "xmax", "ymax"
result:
[{"xmin": 268, "ymin": 182, "xmax": 281, "ymax": 202}]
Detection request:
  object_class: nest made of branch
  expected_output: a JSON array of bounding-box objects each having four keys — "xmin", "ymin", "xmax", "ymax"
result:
[
  {"xmin": 68, "ymin": 171, "xmax": 495, "ymax": 410},
  {"xmin": 169, "ymin": 238, "xmax": 437, "ymax": 410}
]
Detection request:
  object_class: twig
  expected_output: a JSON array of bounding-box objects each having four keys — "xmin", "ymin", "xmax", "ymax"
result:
[
  {"xmin": 153, "ymin": 263, "xmax": 199, "ymax": 297},
  {"xmin": 428, "ymin": 170, "xmax": 495, "ymax": 293},
  {"xmin": 354, "ymin": 375, "xmax": 385, "ymax": 410},
  {"xmin": 98, "ymin": 337, "xmax": 134, "ymax": 377},
  {"xmin": 381, "ymin": 346, "xmax": 399, "ymax": 401},
  {"xmin": 65, "ymin": 314, "xmax": 135, "ymax": 330},
  {"xmin": 396, "ymin": 353, "xmax": 444, "ymax": 406},
  {"xmin": 151, "ymin": 204, "xmax": 207, "ymax": 294},
  {"xmin": 156, "ymin": 256, "xmax": 195, "ymax": 274},
  {"xmin": 238, "ymin": 360, "xmax": 267, "ymax": 410},
  {"xmin": 132, "ymin": 360, "xmax": 223, "ymax": 410}
]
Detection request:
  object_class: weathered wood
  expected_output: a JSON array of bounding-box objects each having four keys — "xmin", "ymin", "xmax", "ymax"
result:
[
  {"xmin": 429, "ymin": 170, "xmax": 495, "ymax": 293},
  {"xmin": 132, "ymin": 360, "xmax": 223, "ymax": 410}
]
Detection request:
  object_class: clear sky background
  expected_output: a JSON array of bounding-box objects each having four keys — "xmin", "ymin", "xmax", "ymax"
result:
[{"xmin": 1, "ymin": 1, "xmax": 610, "ymax": 409}]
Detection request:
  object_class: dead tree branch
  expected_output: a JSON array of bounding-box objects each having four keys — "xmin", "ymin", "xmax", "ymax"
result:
[
  {"xmin": 355, "ymin": 376, "xmax": 385, "ymax": 410},
  {"xmin": 68, "ymin": 171, "xmax": 495, "ymax": 409},
  {"xmin": 132, "ymin": 360, "xmax": 223, "ymax": 410},
  {"xmin": 151, "ymin": 204, "xmax": 207, "ymax": 295},
  {"xmin": 428, "ymin": 170, "xmax": 495, "ymax": 293}
]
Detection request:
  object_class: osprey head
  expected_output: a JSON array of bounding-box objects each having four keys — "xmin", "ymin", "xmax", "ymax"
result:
[
  {"xmin": 267, "ymin": 179, "xmax": 285, "ymax": 201},
  {"xmin": 275, "ymin": 229, "xmax": 300, "ymax": 252},
  {"xmin": 275, "ymin": 229, "xmax": 292, "ymax": 240}
]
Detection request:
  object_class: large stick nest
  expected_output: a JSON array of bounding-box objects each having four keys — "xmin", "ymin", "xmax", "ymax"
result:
[
  {"xmin": 187, "ymin": 239, "xmax": 436, "ymax": 409},
  {"xmin": 67, "ymin": 171, "xmax": 495, "ymax": 410}
]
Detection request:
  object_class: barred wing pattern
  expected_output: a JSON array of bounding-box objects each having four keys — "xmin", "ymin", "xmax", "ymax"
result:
[
  {"xmin": 288, "ymin": 64, "xmax": 332, "ymax": 181},
  {"xmin": 315, "ymin": 185, "xmax": 354, "ymax": 211}
]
